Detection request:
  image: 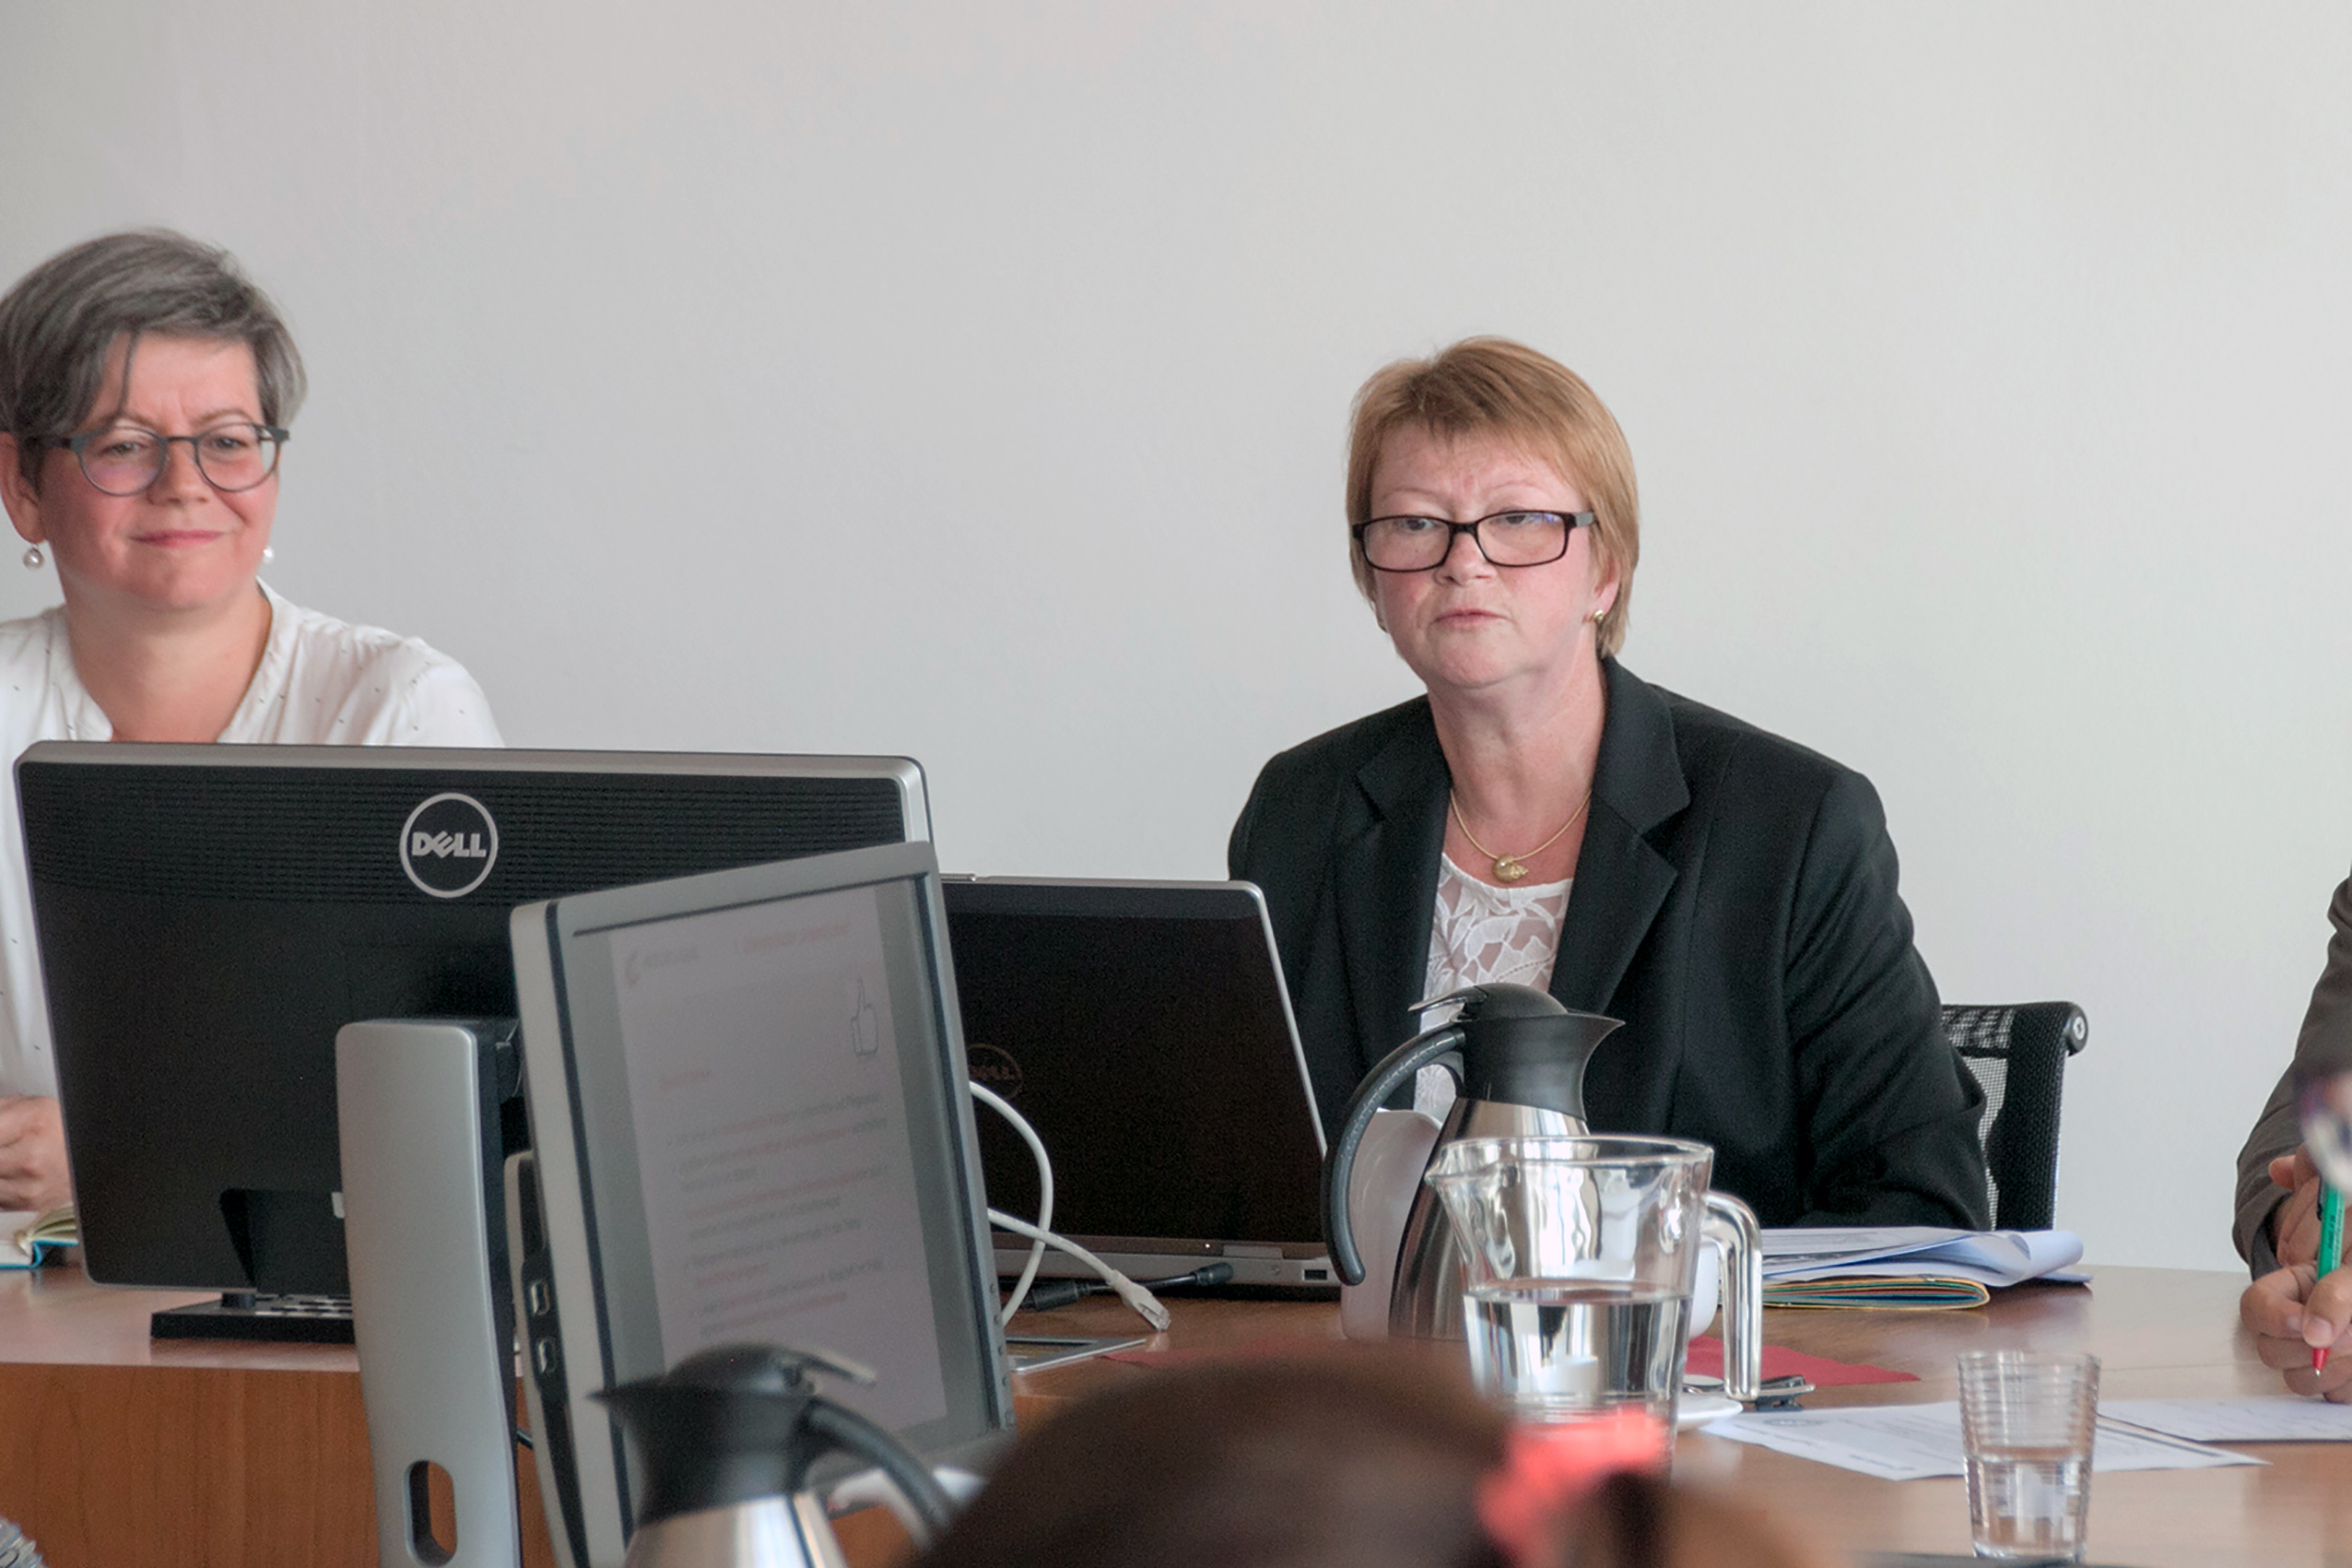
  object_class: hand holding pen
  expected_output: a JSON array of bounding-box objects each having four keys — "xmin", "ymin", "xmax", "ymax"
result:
[
  {"xmin": 2239, "ymin": 1148, "xmax": 2352, "ymax": 1401},
  {"xmin": 2265, "ymin": 1148, "xmax": 2333, "ymax": 1267},
  {"xmin": 2312, "ymin": 1183, "xmax": 2345, "ymax": 1374}
]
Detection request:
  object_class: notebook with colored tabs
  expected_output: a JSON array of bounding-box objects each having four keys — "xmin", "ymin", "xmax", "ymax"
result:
[
  {"xmin": 1762, "ymin": 1227, "xmax": 2084, "ymax": 1309},
  {"xmin": 0, "ymin": 1207, "xmax": 75, "ymax": 1270},
  {"xmin": 1766, "ymin": 1277, "xmax": 1992, "ymax": 1310}
]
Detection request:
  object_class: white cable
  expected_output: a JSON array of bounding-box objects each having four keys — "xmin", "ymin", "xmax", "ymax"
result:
[
  {"xmin": 986, "ymin": 1209, "xmax": 1171, "ymax": 1331},
  {"xmin": 968, "ymin": 1082, "xmax": 1052, "ymax": 1325},
  {"xmin": 968, "ymin": 1080, "xmax": 1168, "ymax": 1331}
]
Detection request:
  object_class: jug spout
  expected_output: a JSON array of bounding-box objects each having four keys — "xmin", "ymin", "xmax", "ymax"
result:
[{"xmin": 1450, "ymin": 1006, "xmax": 1619, "ymax": 1121}]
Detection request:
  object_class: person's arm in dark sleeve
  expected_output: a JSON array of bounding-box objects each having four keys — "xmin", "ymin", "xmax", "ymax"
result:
[
  {"xmin": 2236, "ymin": 870, "xmax": 2352, "ymax": 1275},
  {"xmin": 2237, "ymin": 1064, "xmax": 2304, "ymax": 1277},
  {"xmin": 1784, "ymin": 769, "xmax": 1990, "ymax": 1228},
  {"xmin": 1228, "ymin": 766, "xmax": 1266, "ymax": 880}
]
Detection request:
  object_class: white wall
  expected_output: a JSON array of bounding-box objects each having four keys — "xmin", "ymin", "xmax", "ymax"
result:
[{"xmin": 5, "ymin": 2, "xmax": 2346, "ymax": 1271}]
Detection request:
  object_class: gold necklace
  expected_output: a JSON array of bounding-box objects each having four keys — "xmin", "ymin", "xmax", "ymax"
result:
[{"xmin": 1449, "ymin": 791, "xmax": 1591, "ymax": 884}]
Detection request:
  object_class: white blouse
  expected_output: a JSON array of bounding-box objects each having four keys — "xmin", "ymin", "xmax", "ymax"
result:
[
  {"xmin": 1413, "ymin": 853, "xmax": 1573, "ymax": 1119},
  {"xmin": 0, "ymin": 583, "xmax": 503, "ymax": 1101}
]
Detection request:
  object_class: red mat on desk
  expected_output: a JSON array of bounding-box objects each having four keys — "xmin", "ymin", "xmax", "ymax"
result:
[{"xmin": 1685, "ymin": 1337, "xmax": 1915, "ymax": 1387}]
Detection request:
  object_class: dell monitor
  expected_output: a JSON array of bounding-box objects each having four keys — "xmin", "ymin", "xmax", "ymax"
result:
[{"xmin": 16, "ymin": 741, "xmax": 928, "ymax": 1334}]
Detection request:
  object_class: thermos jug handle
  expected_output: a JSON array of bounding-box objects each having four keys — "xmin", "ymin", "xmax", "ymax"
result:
[
  {"xmin": 1322, "ymin": 1022, "xmax": 1467, "ymax": 1285},
  {"xmin": 1702, "ymin": 1191, "xmax": 1763, "ymax": 1405},
  {"xmin": 805, "ymin": 1397, "xmax": 960, "ymax": 1542}
]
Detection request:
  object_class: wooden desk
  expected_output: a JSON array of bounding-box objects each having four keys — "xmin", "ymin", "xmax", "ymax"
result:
[
  {"xmin": 1677, "ymin": 1267, "xmax": 2352, "ymax": 1567},
  {"xmin": 0, "ymin": 1266, "xmax": 561, "ymax": 1568},
  {"xmin": 1008, "ymin": 1267, "xmax": 2352, "ymax": 1568},
  {"xmin": 8, "ymin": 1264, "xmax": 2345, "ymax": 1567}
]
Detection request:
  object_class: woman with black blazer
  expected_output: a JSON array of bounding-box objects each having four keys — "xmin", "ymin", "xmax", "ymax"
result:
[{"xmin": 1228, "ymin": 338, "xmax": 1986, "ymax": 1228}]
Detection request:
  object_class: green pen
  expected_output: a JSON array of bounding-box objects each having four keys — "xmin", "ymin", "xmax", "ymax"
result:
[{"xmin": 2314, "ymin": 1182, "xmax": 2345, "ymax": 1374}]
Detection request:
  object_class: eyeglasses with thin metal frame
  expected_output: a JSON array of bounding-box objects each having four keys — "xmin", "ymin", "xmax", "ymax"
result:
[
  {"xmin": 50, "ymin": 421, "xmax": 291, "ymax": 497},
  {"xmin": 1351, "ymin": 510, "xmax": 1596, "ymax": 573}
]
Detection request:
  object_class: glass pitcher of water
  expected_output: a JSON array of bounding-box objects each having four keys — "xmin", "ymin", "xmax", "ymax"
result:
[{"xmin": 1422, "ymin": 1135, "xmax": 1762, "ymax": 1426}]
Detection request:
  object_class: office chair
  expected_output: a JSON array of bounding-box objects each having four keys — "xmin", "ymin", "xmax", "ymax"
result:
[{"xmin": 1940, "ymin": 1002, "xmax": 2089, "ymax": 1230}]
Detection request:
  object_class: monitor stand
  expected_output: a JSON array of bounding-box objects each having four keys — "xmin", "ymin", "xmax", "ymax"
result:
[
  {"xmin": 151, "ymin": 1291, "xmax": 355, "ymax": 1343},
  {"xmin": 338, "ymin": 1017, "xmax": 524, "ymax": 1568},
  {"xmin": 149, "ymin": 1174, "xmax": 367, "ymax": 1342}
]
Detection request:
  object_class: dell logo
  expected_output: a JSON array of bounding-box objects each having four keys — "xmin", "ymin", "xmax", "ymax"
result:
[
  {"xmin": 410, "ymin": 831, "xmax": 489, "ymax": 860},
  {"xmin": 399, "ymin": 792, "xmax": 500, "ymax": 899},
  {"xmin": 966, "ymin": 1043, "xmax": 1023, "ymax": 1101}
]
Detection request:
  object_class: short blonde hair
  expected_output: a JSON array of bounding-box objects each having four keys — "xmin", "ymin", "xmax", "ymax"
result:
[{"xmin": 1345, "ymin": 337, "xmax": 1639, "ymax": 658}]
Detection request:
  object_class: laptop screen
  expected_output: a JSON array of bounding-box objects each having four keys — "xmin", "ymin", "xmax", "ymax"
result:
[{"xmin": 945, "ymin": 879, "xmax": 1325, "ymax": 1254}]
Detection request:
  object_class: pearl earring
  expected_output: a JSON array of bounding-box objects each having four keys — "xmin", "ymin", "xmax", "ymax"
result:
[
  {"xmin": 20, "ymin": 545, "xmax": 41, "ymax": 570},
  {"xmin": 262, "ymin": 546, "xmax": 275, "ymax": 563}
]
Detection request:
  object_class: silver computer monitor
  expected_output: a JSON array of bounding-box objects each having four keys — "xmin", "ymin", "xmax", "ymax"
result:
[{"xmin": 508, "ymin": 839, "xmax": 1012, "ymax": 1568}]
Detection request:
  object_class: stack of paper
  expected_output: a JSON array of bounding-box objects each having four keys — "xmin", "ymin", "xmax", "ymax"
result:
[
  {"xmin": 1762, "ymin": 1227, "xmax": 2085, "ymax": 1309},
  {"xmin": 2098, "ymin": 1397, "xmax": 2352, "ymax": 1443},
  {"xmin": 1703, "ymin": 1402, "xmax": 2256, "ymax": 1480}
]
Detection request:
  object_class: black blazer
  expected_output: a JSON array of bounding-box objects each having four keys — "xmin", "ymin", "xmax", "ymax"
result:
[{"xmin": 1229, "ymin": 657, "xmax": 1988, "ymax": 1228}]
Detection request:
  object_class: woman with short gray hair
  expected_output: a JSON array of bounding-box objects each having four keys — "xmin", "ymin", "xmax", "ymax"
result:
[{"xmin": 0, "ymin": 230, "xmax": 502, "ymax": 1212}]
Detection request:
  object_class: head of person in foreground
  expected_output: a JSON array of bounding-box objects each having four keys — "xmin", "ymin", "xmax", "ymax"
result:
[{"xmin": 911, "ymin": 1350, "xmax": 1829, "ymax": 1568}]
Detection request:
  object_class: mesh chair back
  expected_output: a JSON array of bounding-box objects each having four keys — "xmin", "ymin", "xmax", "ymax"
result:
[{"xmin": 1940, "ymin": 1002, "xmax": 2088, "ymax": 1230}]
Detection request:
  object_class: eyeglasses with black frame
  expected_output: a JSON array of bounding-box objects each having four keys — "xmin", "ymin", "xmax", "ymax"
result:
[
  {"xmin": 1351, "ymin": 510, "xmax": 1595, "ymax": 573},
  {"xmin": 51, "ymin": 422, "xmax": 290, "ymax": 497}
]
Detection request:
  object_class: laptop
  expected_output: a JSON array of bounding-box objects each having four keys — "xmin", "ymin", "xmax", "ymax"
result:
[{"xmin": 941, "ymin": 877, "xmax": 1334, "ymax": 1290}]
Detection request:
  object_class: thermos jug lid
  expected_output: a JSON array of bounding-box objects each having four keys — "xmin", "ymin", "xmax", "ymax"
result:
[
  {"xmin": 596, "ymin": 1344, "xmax": 879, "ymax": 1525},
  {"xmin": 626, "ymin": 1343, "xmax": 877, "ymax": 1398}
]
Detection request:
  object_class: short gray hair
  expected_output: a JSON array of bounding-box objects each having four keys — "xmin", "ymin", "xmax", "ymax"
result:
[{"xmin": 0, "ymin": 229, "xmax": 306, "ymax": 488}]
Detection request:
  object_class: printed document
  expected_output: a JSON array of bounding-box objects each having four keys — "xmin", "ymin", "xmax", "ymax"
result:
[
  {"xmin": 1763, "ymin": 1227, "xmax": 2085, "ymax": 1287},
  {"xmin": 2098, "ymin": 1397, "xmax": 2352, "ymax": 1444},
  {"xmin": 611, "ymin": 884, "xmax": 947, "ymax": 1429},
  {"xmin": 1702, "ymin": 1402, "xmax": 2259, "ymax": 1481}
]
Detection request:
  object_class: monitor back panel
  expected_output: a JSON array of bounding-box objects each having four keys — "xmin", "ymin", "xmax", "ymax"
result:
[
  {"xmin": 942, "ymin": 879, "xmax": 1328, "ymax": 1282},
  {"xmin": 17, "ymin": 744, "xmax": 925, "ymax": 1290}
]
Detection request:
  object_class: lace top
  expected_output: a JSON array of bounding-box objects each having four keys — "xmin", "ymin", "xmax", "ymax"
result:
[{"xmin": 1413, "ymin": 853, "xmax": 1572, "ymax": 1118}]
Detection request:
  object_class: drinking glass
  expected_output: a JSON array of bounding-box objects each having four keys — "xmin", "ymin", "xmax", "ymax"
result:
[{"xmin": 1956, "ymin": 1351, "xmax": 2100, "ymax": 1562}]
